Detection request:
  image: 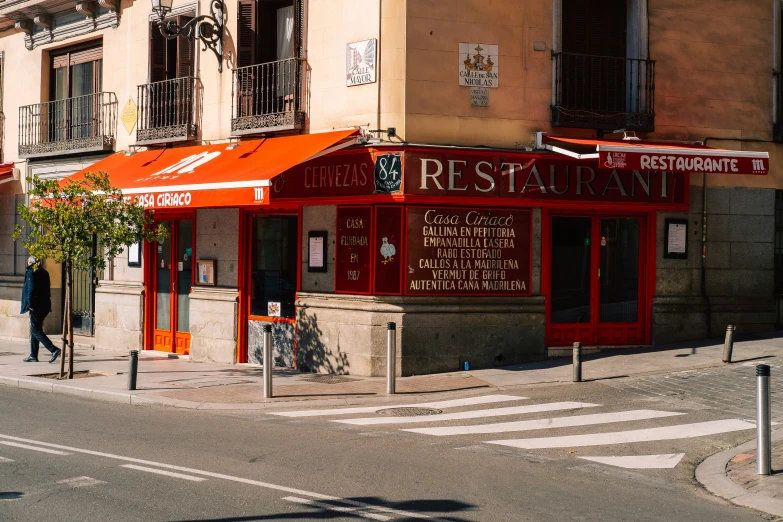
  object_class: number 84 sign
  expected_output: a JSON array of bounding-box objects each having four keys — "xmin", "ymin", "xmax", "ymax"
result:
[{"xmin": 374, "ymin": 153, "xmax": 402, "ymax": 193}]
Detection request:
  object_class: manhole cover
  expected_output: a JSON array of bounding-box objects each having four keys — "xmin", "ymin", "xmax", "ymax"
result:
[
  {"xmin": 301, "ymin": 375, "xmax": 359, "ymax": 384},
  {"xmin": 376, "ymin": 407, "xmax": 443, "ymax": 417}
]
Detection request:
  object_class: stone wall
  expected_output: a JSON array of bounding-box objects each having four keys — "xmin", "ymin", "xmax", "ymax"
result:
[
  {"xmin": 94, "ymin": 281, "xmax": 145, "ymax": 353},
  {"xmin": 190, "ymin": 287, "xmax": 238, "ymax": 364},
  {"xmin": 653, "ymin": 184, "xmax": 775, "ymax": 343},
  {"xmin": 301, "ymin": 205, "xmax": 336, "ymax": 293},
  {"xmin": 187, "ymin": 209, "xmax": 240, "ymax": 363},
  {"xmin": 296, "ymin": 293, "xmax": 545, "ymax": 376}
]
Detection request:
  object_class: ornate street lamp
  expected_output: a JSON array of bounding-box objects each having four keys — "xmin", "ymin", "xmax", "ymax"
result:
[{"xmin": 151, "ymin": 0, "xmax": 225, "ymax": 72}]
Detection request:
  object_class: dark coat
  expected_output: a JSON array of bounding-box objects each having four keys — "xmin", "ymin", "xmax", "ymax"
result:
[{"xmin": 20, "ymin": 265, "xmax": 52, "ymax": 315}]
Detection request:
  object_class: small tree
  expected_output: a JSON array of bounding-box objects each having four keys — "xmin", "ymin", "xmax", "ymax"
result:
[{"xmin": 13, "ymin": 171, "xmax": 167, "ymax": 379}]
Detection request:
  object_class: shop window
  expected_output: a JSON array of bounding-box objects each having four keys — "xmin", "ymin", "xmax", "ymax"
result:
[
  {"xmin": 775, "ymin": 191, "xmax": 783, "ymax": 325},
  {"xmin": 251, "ymin": 215, "xmax": 298, "ymax": 318}
]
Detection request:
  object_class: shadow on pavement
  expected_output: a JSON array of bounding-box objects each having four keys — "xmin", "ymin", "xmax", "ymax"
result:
[{"xmin": 169, "ymin": 496, "xmax": 475, "ymax": 521}]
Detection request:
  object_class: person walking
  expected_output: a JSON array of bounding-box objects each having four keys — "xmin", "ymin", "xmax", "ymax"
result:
[{"xmin": 21, "ymin": 256, "xmax": 61, "ymax": 363}]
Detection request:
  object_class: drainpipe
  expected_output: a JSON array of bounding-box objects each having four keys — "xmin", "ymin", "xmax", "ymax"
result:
[
  {"xmin": 701, "ymin": 137, "xmax": 774, "ymax": 337},
  {"xmin": 376, "ymin": 0, "xmax": 382, "ymax": 132}
]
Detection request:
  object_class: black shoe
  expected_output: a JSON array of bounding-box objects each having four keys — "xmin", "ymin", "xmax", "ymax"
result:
[
  {"xmin": 49, "ymin": 349, "xmax": 61, "ymax": 364},
  {"xmin": 23, "ymin": 356, "xmax": 38, "ymax": 362}
]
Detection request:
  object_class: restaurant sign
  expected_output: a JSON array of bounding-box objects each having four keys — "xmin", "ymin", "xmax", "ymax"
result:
[
  {"xmin": 403, "ymin": 151, "xmax": 686, "ymax": 205},
  {"xmin": 406, "ymin": 207, "xmax": 531, "ymax": 296},
  {"xmin": 598, "ymin": 147, "xmax": 769, "ymax": 175}
]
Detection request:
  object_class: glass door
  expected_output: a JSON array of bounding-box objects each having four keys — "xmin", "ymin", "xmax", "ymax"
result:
[
  {"xmin": 153, "ymin": 219, "xmax": 193, "ymax": 354},
  {"xmin": 547, "ymin": 214, "xmax": 645, "ymax": 346}
]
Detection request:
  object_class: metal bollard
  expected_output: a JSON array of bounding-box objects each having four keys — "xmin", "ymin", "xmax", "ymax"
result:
[
  {"xmin": 757, "ymin": 364, "xmax": 772, "ymax": 475},
  {"xmin": 722, "ymin": 325, "xmax": 735, "ymax": 363},
  {"xmin": 128, "ymin": 350, "xmax": 138, "ymax": 391},
  {"xmin": 387, "ymin": 322, "xmax": 396, "ymax": 394},
  {"xmin": 573, "ymin": 342, "xmax": 582, "ymax": 382},
  {"xmin": 263, "ymin": 324, "xmax": 273, "ymax": 399}
]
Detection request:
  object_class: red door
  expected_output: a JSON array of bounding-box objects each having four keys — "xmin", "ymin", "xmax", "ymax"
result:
[
  {"xmin": 546, "ymin": 213, "xmax": 647, "ymax": 346},
  {"xmin": 152, "ymin": 219, "xmax": 193, "ymax": 354}
]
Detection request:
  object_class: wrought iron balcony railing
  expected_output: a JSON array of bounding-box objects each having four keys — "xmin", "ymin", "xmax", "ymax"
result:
[
  {"xmin": 231, "ymin": 58, "xmax": 310, "ymax": 135},
  {"xmin": 18, "ymin": 92, "xmax": 117, "ymax": 158},
  {"xmin": 137, "ymin": 76, "xmax": 200, "ymax": 145},
  {"xmin": 552, "ymin": 52, "xmax": 655, "ymax": 132}
]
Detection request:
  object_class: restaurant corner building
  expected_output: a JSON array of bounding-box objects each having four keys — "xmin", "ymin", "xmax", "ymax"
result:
[
  {"xmin": 59, "ymin": 130, "xmax": 770, "ymax": 376},
  {"xmin": 0, "ymin": 0, "xmax": 780, "ymax": 377}
]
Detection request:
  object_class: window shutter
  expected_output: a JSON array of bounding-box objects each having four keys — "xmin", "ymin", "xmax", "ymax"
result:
[
  {"xmin": 52, "ymin": 54, "xmax": 69, "ymax": 69},
  {"xmin": 70, "ymin": 46, "xmax": 103, "ymax": 65},
  {"xmin": 237, "ymin": 0, "xmax": 257, "ymax": 68},
  {"xmin": 149, "ymin": 22, "xmax": 167, "ymax": 82},
  {"xmin": 561, "ymin": 0, "xmax": 588, "ymax": 54},
  {"xmin": 177, "ymin": 15, "xmax": 195, "ymax": 78}
]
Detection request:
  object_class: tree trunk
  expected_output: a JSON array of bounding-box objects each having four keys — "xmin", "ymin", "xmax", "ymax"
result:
[
  {"xmin": 59, "ymin": 285, "xmax": 67, "ymax": 379},
  {"xmin": 66, "ymin": 260, "xmax": 75, "ymax": 379}
]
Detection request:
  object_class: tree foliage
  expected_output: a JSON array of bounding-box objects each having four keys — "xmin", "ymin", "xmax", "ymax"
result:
[
  {"xmin": 13, "ymin": 171, "xmax": 166, "ymax": 273},
  {"xmin": 12, "ymin": 171, "xmax": 167, "ymax": 378}
]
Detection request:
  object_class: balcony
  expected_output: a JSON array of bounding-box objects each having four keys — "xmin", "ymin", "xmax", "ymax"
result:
[
  {"xmin": 231, "ymin": 58, "xmax": 310, "ymax": 136},
  {"xmin": 551, "ymin": 52, "xmax": 655, "ymax": 133},
  {"xmin": 136, "ymin": 76, "xmax": 200, "ymax": 145},
  {"xmin": 18, "ymin": 92, "xmax": 117, "ymax": 158}
]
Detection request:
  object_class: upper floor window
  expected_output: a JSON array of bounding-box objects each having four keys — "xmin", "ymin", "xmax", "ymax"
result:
[
  {"xmin": 51, "ymin": 44, "xmax": 103, "ymax": 102},
  {"xmin": 149, "ymin": 15, "xmax": 195, "ymax": 81},
  {"xmin": 237, "ymin": 0, "xmax": 300, "ymax": 68}
]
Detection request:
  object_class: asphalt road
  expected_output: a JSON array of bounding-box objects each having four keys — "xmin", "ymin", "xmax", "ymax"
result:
[{"xmin": 0, "ymin": 378, "xmax": 773, "ymax": 522}]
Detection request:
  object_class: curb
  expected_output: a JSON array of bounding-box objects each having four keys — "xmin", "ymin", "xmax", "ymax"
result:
[{"xmin": 696, "ymin": 428, "xmax": 783, "ymax": 517}]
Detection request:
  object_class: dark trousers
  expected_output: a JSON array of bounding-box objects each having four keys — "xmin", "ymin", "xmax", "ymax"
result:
[{"xmin": 29, "ymin": 310, "xmax": 57, "ymax": 359}]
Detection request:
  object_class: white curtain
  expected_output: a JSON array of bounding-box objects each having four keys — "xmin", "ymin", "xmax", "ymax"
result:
[{"xmin": 276, "ymin": 6, "xmax": 295, "ymax": 97}]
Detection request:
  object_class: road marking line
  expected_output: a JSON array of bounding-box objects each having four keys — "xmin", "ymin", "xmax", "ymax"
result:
[
  {"xmin": 56, "ymin": 476, "xmax": 107, "ymax": 488},
  {"xmin": 0, "ymin": 433, "xmax": 441, "ymax": 521},
  {"xmin": 283, "ymin": 496, "xmax": 391, "ymax": 521},
  {"xmin": 579, "ymin": 453, "xmax": 685, "ymax": 469},
  {"xmin": 0, "ymin": 456, "xmax": 13, "ymax": 462},
  {"xmin": 121, "ymin": 464, "xmax": 207, "ymax": 482},
  {"xmin": 486, "ymin": 419, "xmax": 756, "ymax": 449},
  {"xmin": 336, "ymin": 402, "xmax": 600, "ymax": 426},
  {"xmin": 0, "ymin": 441, "xmax": 71, "ymax": 455},
  {"xmin": 403, "ymin": 410, "xmax": 686, "ymax": 436},
  {"xmin": 269, "ymin": 395, "xmax": 527, "ymax": 417}
]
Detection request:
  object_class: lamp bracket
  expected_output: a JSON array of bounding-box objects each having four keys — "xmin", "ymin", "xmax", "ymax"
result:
[{"xmin": 157, "ymin": 0, "xmax": 224, "ymax": 72}]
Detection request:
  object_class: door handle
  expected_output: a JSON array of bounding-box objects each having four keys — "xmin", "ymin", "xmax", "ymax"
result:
[{"xmin": 597, "ymin": 268, "xmax": 601, "ymax": 279}]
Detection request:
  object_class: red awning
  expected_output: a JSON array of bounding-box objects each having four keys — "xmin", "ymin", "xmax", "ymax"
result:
[
  {"xmin": 0, "ymin": 163, "xmax": 15, "ymax": 185},
  {"xmin": 541, "ymin": 136, "xmax": 769, "ymax": 175},
  {"xmin": 64, "ymin": 130, "xmax": 360, "ymax": 209}
]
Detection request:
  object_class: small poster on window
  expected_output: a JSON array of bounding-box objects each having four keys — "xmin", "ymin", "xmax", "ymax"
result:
[
  {"xmin": 196, "ymin": 259, "xmax": 216, "ymax": 285},
  {"xmin": 308, "ymin": 231, "xmax": 327, "ymax": 272},
  {"xmin": 267, "ymin": 302, "xmax": 281, "ymax": 317},
  {"xmin": 128, "ymin": 242, "xmax": 141, "ymax": 267}
]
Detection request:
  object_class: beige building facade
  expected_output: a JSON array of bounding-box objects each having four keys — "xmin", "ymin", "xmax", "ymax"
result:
[{"xmin": 0, "ymin": 0, "xmax": 780, "ymax": 375}]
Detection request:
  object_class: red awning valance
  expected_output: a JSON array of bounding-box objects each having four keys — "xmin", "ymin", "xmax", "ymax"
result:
[
  {"xmin": 64, "ymin": 130, "xmax": 360, "ymax": 209},
  {"xmin": 541, "ymin": 136, "xmax": 769, "ymax": 175}
]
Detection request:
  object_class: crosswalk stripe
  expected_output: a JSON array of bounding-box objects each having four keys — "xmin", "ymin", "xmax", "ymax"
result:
[
  {"xmin": 56, "ymin": 476, "xmax": 107, "ymax": 488},
  {"xmin": 0, "ymin": 441, "xmax": 70, "ymax": 455},
  {"xmin": 486, "ymin": 419, "xmax": 756, "ymax": 449},
  {"xmin": 283, "ymin": 496, "xmax": 391, "ymax": 521},
  {"xmin": 335, "ymin": 402, "xmax": 600, "ymax": 426},
  {"xmin": 121, "ymin": 464, "xmax": 207, "ymax": 481},
  {"xmin": 579, "ymin": 454, "xmax": 685, "ymax": 469},
  {"xmin": 403, "ymin": 410, "xmax": 686, "ymax": 436},
  {"xmin": 269, "ymin": 394, "xmax": 527, "ymax": 417}
]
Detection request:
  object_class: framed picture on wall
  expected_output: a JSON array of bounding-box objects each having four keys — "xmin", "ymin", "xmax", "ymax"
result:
[
  {"xmin": 128, "ymin": 242, "xmax": 141, "ymax": 267},
  {"xmin": 196, "ymin": 259, "xmax": 216, "ymax": 286}
]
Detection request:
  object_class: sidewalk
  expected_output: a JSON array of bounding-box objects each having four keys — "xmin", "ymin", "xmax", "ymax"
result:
[
  {"xmin": 697, "ymin": 429, "xmax": 783, "ymax": 518},
  {"xmin": 0, "ymin": 332, "xmax": 781, "ymax": 411}
]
